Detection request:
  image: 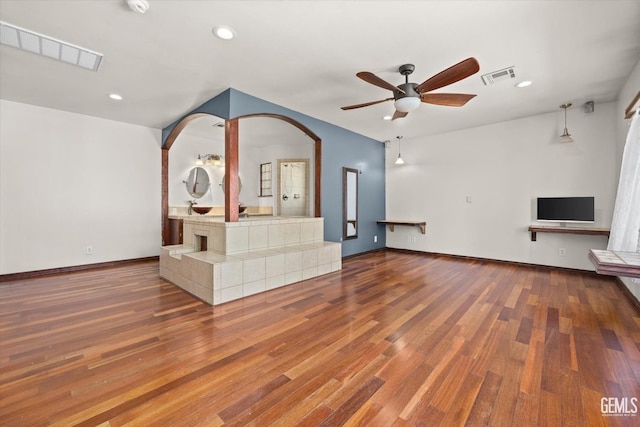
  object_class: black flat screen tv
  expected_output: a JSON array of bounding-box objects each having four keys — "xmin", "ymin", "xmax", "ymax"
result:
[{"xmin": 536, "ymin": 197, "xmax": 595, "ymax": 223}]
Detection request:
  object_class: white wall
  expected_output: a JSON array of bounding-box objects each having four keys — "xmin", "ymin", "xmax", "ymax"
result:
[
  {"xmin": 168, "ymin": 118, "xmax": 313, "ymax": 211},
  {"xmin": 0, "ymin": 100, "xmax": 161, "ymax": 275},
  {"xmin": 386, "ymin": 101, "xmax": 617, "ymax": 270},
  {"xmin": 615, "ymin": 58, "xmax": 640, "ymax": 299},
  {"xmin": 169, "ymin": 126, "xmax": 226, "ymax": 207}
]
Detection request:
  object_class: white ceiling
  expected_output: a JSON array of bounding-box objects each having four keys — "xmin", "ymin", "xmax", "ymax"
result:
[{"xmin": 1, "ymin": 1, "xmax": 639, "ymax": 143}]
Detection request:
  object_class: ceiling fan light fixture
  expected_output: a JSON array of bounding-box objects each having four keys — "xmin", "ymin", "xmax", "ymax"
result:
[
  {"xmin": 212, "ymin": 26, "xmax": 236, "ymax": 40},
  {"xmin": 126, "ymin": 0, "xmax": 150, "ymax": 14},
  {"xmin": 394, "ymin": 96, "xmax": 420, "ymax": 113}
]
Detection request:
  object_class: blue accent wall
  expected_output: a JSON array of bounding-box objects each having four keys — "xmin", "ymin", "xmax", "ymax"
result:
[{"xmin": 163, "ymin": 88, "xmax": 386, "ymax": 256}]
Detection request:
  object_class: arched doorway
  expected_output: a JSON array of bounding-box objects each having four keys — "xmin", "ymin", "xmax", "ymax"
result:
[{"xmin": 161, "ymin": 113, "xmax": 321, "ymax": 245}]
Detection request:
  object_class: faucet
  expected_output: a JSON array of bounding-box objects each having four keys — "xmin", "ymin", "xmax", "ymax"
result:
[{"xmin": 188, "ymin": 200, "xmax": 197, "ymax": 215}]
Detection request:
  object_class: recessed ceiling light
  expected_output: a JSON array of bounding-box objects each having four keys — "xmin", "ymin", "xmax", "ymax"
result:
[
  {"xmin": 516, "ymin": 80, "xmax": 533, "ymax": 88},
  {"xmin": 382, "ymin": 115, "xmax": 392, "ymax": 121},
  {"xmin": 212, "ymin": 26, "xmax": 236, "ymax": 40},
  {"xmin": 108, "ymin": 93, "xmax": 123, "ymax": 101}
]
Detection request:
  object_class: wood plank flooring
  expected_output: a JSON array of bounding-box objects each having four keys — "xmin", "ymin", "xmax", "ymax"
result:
[{"xmin": 1, "ymin": 250, "xmax": 639, "ymax": 426}]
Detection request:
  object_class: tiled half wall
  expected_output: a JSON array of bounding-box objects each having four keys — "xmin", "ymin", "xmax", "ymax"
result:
[{"xmin": 160, "ymin": 217, "xmax": 341, "ymax": 305}]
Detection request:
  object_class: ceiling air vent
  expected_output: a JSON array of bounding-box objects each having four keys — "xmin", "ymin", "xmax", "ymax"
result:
[
  {"xmin": 0, "ymin": 21, "xmax": 103, "ymax": 71},
  {"xmin": 481, "ymin": 66, "xmax": 516, "ymax": 85}
]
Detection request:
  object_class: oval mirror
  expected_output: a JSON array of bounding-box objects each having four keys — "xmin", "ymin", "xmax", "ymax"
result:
[
  {"xmin": 220, "ymin": 175, "xmax": 243, "ymax": 195},
  {"xmin": 185, "ymin": 167, "xmax": 210, "ymax": 198}
]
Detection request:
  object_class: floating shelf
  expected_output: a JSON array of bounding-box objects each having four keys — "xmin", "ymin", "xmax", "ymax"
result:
[
  {"xmin": 378, "ymin": 220, "xmax": 426, "ymax": 234},
  {"xmin": 528, "ymin": 225, "xmax": 610, "ymax": 242}
]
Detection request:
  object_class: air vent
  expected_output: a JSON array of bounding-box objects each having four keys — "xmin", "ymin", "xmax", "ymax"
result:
[
  {"xmin": 481, "ymin": 66, "xmax": 516, "ymax": 85},
  {"xmin": 0, "ymin": 21, "xmax": 103, "ymax": 71}
]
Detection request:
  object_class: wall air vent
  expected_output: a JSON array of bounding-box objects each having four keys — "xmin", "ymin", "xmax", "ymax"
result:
[
  {"xmin": 0, "ymin": 21, "xmax": 103, "ymax": 71},
  {"xmin": 481, "ymin": 66, "xmax": 516, "ymax": 85}
]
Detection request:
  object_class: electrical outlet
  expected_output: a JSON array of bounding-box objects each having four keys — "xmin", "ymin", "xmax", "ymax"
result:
[
  {"xmin": 86, "ymin": 245, "xmax": 93, "ymax": 255},
  {"xmin": 407, "ymin": 235, "xmax": 412, "ymax": 243},
  {"xmin": 559, "ymin": 248, "xmax": 566, "ymax": 256}
]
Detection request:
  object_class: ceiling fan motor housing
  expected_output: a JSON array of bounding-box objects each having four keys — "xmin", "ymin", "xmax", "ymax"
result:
[{"xmin": 395, "ymin": 83, "xmax": 419, "ymax": 101}]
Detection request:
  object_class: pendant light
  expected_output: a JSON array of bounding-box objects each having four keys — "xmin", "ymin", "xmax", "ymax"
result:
[
  {"xmin": 395, "ymin": 136, "xmax": 405, "ymax": 165},
  {"xmin": 559, "ymin": 103, "xmax": 574, "ymax": 143}
]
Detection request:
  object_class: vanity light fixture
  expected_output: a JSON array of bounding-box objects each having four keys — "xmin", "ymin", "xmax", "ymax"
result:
[
  {"xmin": 212, "ymin": 26, "xmax": 236, "ymax": 40},
  {"xmin": 559, "ymin": 103, "xmax": 574, "ymax": 143},
  {"xmin": 196, "ymin": 154, "xmax": 224, "ymax": 166},
  {"xmin": 395, "ymin": 136, "xmax": 405, "ymax": 165}
]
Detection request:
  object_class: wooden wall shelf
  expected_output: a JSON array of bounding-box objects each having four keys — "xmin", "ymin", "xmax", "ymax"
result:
[
  {"xmin": 378, "ymin": 220, "xmax": 426, "ymax": 234},
  {"xmin": 589, "ymin": 249, "xmax": 640, "ymax": 279},
  {"xmin": 528, "ymin": 225, "xmax": 610, "ymax": 242}
]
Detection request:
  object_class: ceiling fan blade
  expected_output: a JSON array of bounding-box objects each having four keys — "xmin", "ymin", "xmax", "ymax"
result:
[
  {"xmin": 356, "ymin": 72, "xmax": 406, "ymax": 94},
  {"xmin": 341, "ymin": 98, "xmax": 393, "ymax": 110},
  {"xmin": 392, "ymin": 110, "xmax": 408, "ymax": 120},
  {"xmin": 420, "ymin": 93, "xmax": 477, "ymax": 107},
  {"xmin": 415, "ymin": 57, "xmax": 480, "ymax": 94}
]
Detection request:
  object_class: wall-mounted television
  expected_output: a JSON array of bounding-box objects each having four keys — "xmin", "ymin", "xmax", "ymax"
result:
[{"xmin": 536, "ymin": 197, "xmax": 595, "ymax": 223}]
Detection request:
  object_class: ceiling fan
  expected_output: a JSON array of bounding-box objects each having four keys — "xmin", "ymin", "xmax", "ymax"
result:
[{"xmin": 342, "ymin": 57, "xmax": 480, "ymax": 120}]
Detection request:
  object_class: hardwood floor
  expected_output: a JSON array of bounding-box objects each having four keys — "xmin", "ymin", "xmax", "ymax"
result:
[{"xmin": 1, "ymin": 250, "xmax": 639, "ymax": 426}]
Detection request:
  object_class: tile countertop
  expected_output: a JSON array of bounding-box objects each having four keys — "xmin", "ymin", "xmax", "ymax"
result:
[
  {"xmin": 588, "ymin": 249, "xmax": 640, "ymax": 279},
  {"xmin": 168, "ymin": 213, "xmax": 275, "ymax": 220}
]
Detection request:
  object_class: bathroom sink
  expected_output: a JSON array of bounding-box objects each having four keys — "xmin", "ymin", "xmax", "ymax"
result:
[{"xmin": 192, "ymin": 206, "xmax": 212, "ymax": 215}]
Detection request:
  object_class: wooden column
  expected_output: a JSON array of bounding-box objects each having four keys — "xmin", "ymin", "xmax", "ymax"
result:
[
  {"xmin": 161, "ymin": 148, "xmax": 169, "ymax": 244},
  {"xmin": 225, "ymin": 119, "xmax": 239, "ymax": 222}
]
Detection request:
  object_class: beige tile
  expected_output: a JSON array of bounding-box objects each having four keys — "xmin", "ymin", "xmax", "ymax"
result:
[
  {"xmin": 330, "ymin": 243, "xmax": 342, "ymax": 262},
  {"xmin": 197, "ymin": 261, "xmax": 213, "ymax": 289},
  {"xmin": 285, "ymin": 251, "xmax": 302, "ymax": 271},
  {"xmin": 243, "ymin": 258, "xmax": 266, "ymax": 283},
  {"xmin": 211, "ymin": 226, "xmax": 226, "ymax": 253},
  {"xmin": 302, "ymin": 266, "xmax": 318, "ymax": 280},
  {"xmin": 213, "ymin": 264, "xmax": 222, "ymax": 290},
  {"xmin": 317, "ymin": 263, "xmax": 332, "ymax": 276},
  {"xmin": 285, "ymin": 270, "xmax": 302, "ymax": 285},
  {"xmin": 268, "ymin": 223, "xmax": 285, "ymax": 248},
  {"xmin": 318, "ymin": 246, "xmax": 332, "ymax": 265},
  {"xmin": 300, "ymin": 222, "xmax": 315, "ymax": 243},
  {"xmin": 213, "ymin": 290, "xmax": 222, "ymax": 305},
  {"xmin": 266, "ymin": 274, "xmax": 285, "ymax": 290},
  {"xmin": 249, "ymin": 225, "xmax": 269, "ymax": 250},
  {"xmin": 285, "ymin": 223, "xmax": 301, "ymax": 245},
  {"xmin": 244, "ymin": 279, "xmax": 266, "ymax": 297},
  {"xmin": 265, "ymin": 254, "xmax": 285, "ymax": 278},
  {"xmin": 221, "ymin": 285, "xmax": 243, "ymax": 303},
  {"xmin": 302, "ymin": 248, "xmax": 318, "ymax": 269},
  {"xmin": 314, "ymin": 220, "xmax": 324, "ymax": 242},
  {"xmin": 220, "ymin": 260, "xmax": 243, "ymax": 288},
  {"xmin": 225, "ymin": 226, "xmax": 249, "ymax": 254}
]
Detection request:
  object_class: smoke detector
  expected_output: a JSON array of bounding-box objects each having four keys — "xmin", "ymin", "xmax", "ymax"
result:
[
  {"xmin": 481, "ymin": 66, "xmax": 516, "ymax": 85},
  {"xmin": 126, "ymin": 0, "xmax": 149, "ymax": 14}
]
